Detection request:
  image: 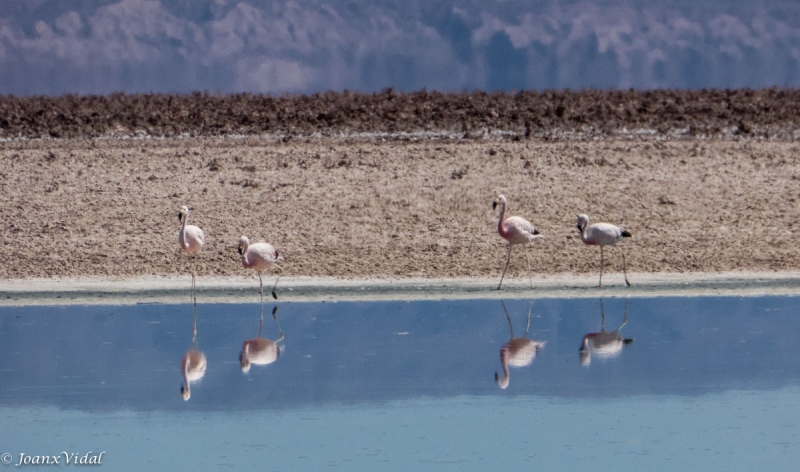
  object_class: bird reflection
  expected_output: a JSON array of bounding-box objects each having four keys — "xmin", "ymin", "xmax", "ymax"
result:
[
  {"xmin": 580, "ymin": 298, "xmax": 633, "ymax": 366},
  {"xmin": 240, "ymin": 306, "xmax": 285, "ymax": 373},
  {"xmin": 180, "ymin": 306, "xmax": 207, "ymax": 401},
  {"xmin": 495, "ymin": 300, "xmax": 546, "ymax": 389}
]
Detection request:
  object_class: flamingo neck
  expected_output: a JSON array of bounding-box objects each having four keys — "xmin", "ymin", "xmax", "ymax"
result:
[
  {"xmin": 241, "ymin": 248, "xmax": 252, "ymax": 268},
  {"xmin": 182, "ymin": 366, "xmax": 190, "ymax": 399},
  {"xmin": 500, "ymin": 346, "xmax": 510, "ymax": 377},
  {"xmin": 578, "ymin": 224, "xmax": 589, "ymax": 243},
  {"xmin": 497, "ymin": 201, "xmax": 508, "ymax": 236},
  {"xmin": 179, "ymin": 212, "xmax": 189, "ymax": 250}
]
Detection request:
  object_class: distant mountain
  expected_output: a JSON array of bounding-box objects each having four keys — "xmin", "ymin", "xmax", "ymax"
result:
[{"xmin": 1, "ymin": 0, "xmax": 799, "ymax": 95}]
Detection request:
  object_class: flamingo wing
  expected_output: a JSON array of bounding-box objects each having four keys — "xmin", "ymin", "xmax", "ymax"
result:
[
  {"xmin": 587, "ymin": 223, "xmax": 626, "ymax": 246},
  {"xmin": 502, "ymin": 216, "xmax": 542, "ymax": 244}
]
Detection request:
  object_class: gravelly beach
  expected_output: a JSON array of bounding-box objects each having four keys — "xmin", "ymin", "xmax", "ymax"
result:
[{"xmin": 1, "ymin": 90, "xmax": 799, "ymax": 284}]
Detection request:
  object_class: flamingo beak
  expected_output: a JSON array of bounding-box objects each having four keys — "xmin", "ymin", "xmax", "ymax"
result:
[
  {"xmin": 237, "ymin": 245, "xmax": 243, "ymax": 255},
  {"xmin": 492, "ymin": 201, "xmax": 497, "ymax": 210},
  {"xmin": 178, "ymin": 212, "xmax": 182, "ymax": 222}
]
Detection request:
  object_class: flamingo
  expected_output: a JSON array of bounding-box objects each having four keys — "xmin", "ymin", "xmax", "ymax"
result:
[
  {"xmin": 495, "ymin": 300, "xmax": 546, "ymax": 389},
  {"xmin": 576, "ymin": 213, "xmax": 631, "ymax": 288},
  {"xmin": 180, "ymin": 306, "xmax": 207, "ymax": 401},
  {"xmin": 240, "ymin": 306, "xmax": 285, "ymax": 373},
  {"xmin": 579, "ymin": 298, "xmax": 633, "ymax": 366},
  {"xmin": 178, "ymin": 206, "xmax": 205, "ymax": 303},
  {"xmin": 493, "ymin": 195, "xmax": 544, "ymax": 290},
  {"xmin": 238, "ymin": 236, "xmax": 281, "ymax": 303}
]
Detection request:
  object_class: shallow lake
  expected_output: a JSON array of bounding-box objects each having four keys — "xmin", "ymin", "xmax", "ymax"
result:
[{"xmin": 1, "ymin": 296, "xmax": 799, "ymax": 470}]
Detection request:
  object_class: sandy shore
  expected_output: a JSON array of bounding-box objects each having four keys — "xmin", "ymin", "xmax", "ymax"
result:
[{"xmin": 1, "ymin": 135, "xmax": 799, "ymax": 293}]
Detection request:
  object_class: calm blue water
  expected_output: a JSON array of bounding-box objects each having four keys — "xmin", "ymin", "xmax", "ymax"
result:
[{"xmin": 1, "ymin": 297, "xmax": 799, "ymax": 470}]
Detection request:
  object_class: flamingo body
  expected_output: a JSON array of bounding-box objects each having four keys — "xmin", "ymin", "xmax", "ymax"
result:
[
  {"xmin": 238, "ymin": 236, "xmax": 281, "ymax": 301},
  {"xmin": 178, "ymin": 206, "xmax": 205, "ymax": 254},
  {"xmin": 241, "ymin": 306, "xmax": 285, "ymax": 373},
  {"xmin": 495, "ymin": 301, "xmax": 546, "ymax": 389},
  {"xmin": 240, "ymin": 339, "xmax": 281, "ymax": 372},
  {"xmin": 239, "ymin": 238, "xmax": 278, "ymax": 271},
  {"xmin": 502, "ymin": 338, "xmax": 542, "ymax": 367},
  {"xmin": 180, "ymin": 349, "xmax": 207, "ymax": 401},
  {"xmin": 581, "ymin": 333, "xmax": 627, "ymax": 358},
  {"xmin": 577, "ymin": 214, "xmax": 631, "ymax": 287},
  {"xmin": 579, "ymin": 300, "xmax": 633, "ymax": 366},
  {"xmin": 499, "ymin": 216, "xmax": 541, "ymax": 245},
  {"xmin": 178, "ymin": 206, "xmax": 205, "ymax": 303},
  {"xmin": 494, "ymin": 195, "xmax": 543, "ymax": 290},
  {"xmin": 496, "ymin": 339, "xmax": 546, "ymax": 389}
]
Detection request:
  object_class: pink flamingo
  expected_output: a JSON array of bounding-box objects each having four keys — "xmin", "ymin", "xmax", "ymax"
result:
[
  {"xmin": 580, "ymin": 299, "xmax": 633, "ymax": 366},
  {"xmin": 493, "ymin": 195, "xmax": 543, "ymax": 290},
  {"xmin": 180, "ymin": 307, "xmax": 207, "ymax": 401},
  {"xmin": 495, "ymin": 301, "xmax": 546, "ymax": 389},
  {"xmin": 238, "ymin": 236, "xmax": 281, "ymax": 302},
  {"xmin": 240, "ymin": 306, "xmax": 285, "ymax": 373},
  {"xmin": 576, "ymin": 213, "xmax": 631, "ymax": 288},
  {"xmin": 178, "ymin": 206, "xmax": 205, "ymax": 303}
]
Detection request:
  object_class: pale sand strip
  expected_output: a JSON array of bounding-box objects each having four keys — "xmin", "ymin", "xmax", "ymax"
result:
[{"xmin": 1, "ymin": 272, "xmax": 799, "ymax": 306}]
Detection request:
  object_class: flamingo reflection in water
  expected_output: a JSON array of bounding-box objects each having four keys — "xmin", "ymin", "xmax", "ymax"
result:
[
  {"xmin": 240, "ymin": 306, "xmax": 285, "ymax": 373},
  {"xmin": 579, "ymin": 298, "xmax": 634, "ymax": 366},
  {"xmin": 180, "ymin": 306, "xmax": 207, "ymax": 401},
  {"xmin": 495, "ymin": 300, "xmax": 547, "ymax": 389}
]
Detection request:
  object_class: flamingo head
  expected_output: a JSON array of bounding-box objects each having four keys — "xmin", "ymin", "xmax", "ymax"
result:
[
  {"xmin": 178, "ymin": 206, "xmax": 189, "ymax": 223},
  {"xmin": 580, "ymin": 350, "xmax": 591, "ymax": 366},
  {"xmin": 237, "ymin": 236, "xmax": 250, "ymax": 255},
  {"xmin": 579, "ymin": 337, "xmax": 592, "ymax": 366},
  {"xmin": 239, "ymin": 352, "xmax": 252, "ymax": 373},
  {"xmin": 495, "ymin": 372, "xmax": 510, "ymax": 389},
  {"xmin": 493, "ymin": 195, "xmax": 508, "ymax": 211},
  {"xmin": 576, "ymin": 214, "xmax": 590, "ymax": 232}
]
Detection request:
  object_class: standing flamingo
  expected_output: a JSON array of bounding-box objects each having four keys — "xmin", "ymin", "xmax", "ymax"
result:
[
  {"xmin": 240, "ymin": 306, "xmax": 285, "ymax": 373},
  {"xmin": 495, "ymin": 300, "xmax": 546, "ymax": 389},
  {"xmin": 180, "ymin": 306, "xmax": 207, "ymax": 401},
  {"xmin": 178, "ymin": 206, "xmax": 205, "ymax": 304},
  {"xmin": 576, "ymin": 213, "xmax": 631, "ymax": 288},
  {"xmin": 493, "ymin": 195, "xmax": 543, "ymax": 290},
  {"xmin": 579, "ymin": 298, "xmax": 633, "ymax": 366},
  {"xmin": 238, "ymin": 236, "xmax": 281, "ymax": 303}
]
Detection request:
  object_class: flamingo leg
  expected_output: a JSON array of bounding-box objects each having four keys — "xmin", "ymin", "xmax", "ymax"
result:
[
  {"xmin": 524, "ymin": 245, "xmax": 534, "ymax": 289},
  {"xmin": 619, "ymin": 298, "xmax": 629, "ymax": 330},
  {"xmin": 600, "ymin": 298, "xmax": 606, "ymax": 331},
  {"xmin": 525, "ymin": 301, "xmax": 532, "ymax": 336},
  {"xmin": 272, "ymin": 306, "xmax": 284, "ymax": 341},
  {"xmin": 598, "ymin": 246, "xmax": 604, "ymax": 288},
  {"xmin": 618, "ymin": 247, "xmax": 631, "ymax": 287},
  {"xmin": 191, "ymin": 255, "xmax": 197, "ymax": 306},
  {"xmin": 191, "ymin": 302, "xmax": 197, "ymax": 339},
  {"xmin": 258, "ymin": 271, "xmax": 264, "ymax": 316},
  {"xmin": 497, "ymin": 245, "xmax": 513, "ymax": 290},
  {"xmin": 271, "ymin": 275, "xmax": 280, "ymax": 300},
  {"xmin": 501, "ymin": 300, "xmax": 514, "ymax": 338}
]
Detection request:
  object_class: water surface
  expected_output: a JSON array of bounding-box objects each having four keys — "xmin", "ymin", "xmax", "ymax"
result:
[{"xmin": 1, "ymin": 296, "xmax": 798, "ymax": 470}]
